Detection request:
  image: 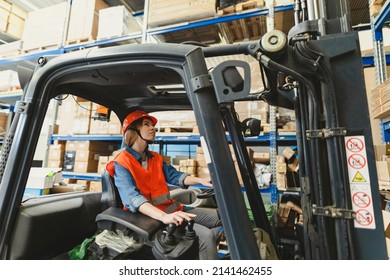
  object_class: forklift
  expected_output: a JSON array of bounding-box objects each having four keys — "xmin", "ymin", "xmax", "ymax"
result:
[{"xmin": 0, "ymin": 0, "xmax": 387, "ymax": 260}]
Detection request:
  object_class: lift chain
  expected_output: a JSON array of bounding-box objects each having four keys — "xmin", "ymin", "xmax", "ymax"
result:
[
  {"xmin": 191, "ymin": 74, "xmax": 212, "ymax": 93},
  {"xmin": 306, "ymin": 127, "xmax": 347, "ymax": 140},
  {"xmin": 312, "ymin": 204, "xmax": 356, "ymax": 220}
]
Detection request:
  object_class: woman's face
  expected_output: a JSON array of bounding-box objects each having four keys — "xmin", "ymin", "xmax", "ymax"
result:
[{"xmin": 138, "ymin": 118, "xmax": 156, "ymax": 142}]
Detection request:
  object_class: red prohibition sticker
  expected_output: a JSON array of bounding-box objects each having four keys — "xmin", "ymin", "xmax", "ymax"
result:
[
  {"xmin": 348, "ymin": 154, "xmax": 366, "ymax": 169},
  {"xmin": 352, "ymin": 192, "xmax": 371, "ymax": 208},
  {"xmin": 346, "ymin": 138, "xmax": 364, "ymax": 153},
  {"xmin": 355, "ymin": 209, "xmax": 373, "ymax": 226}
]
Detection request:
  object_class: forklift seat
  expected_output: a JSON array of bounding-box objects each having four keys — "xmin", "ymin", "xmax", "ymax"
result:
[
  {"xmin": 92, "ymin": 169, "xmax": 200, "ymax": 259},
  {"xmin": 100, "ymin": 169, "xmax": 123, "ymax": 210},
  {"xmin": 96, "ymin": 169, "xmax": 164, "ymax": 241}
]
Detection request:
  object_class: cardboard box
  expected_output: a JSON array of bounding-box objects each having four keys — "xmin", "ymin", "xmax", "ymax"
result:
[
  {"xmin": 253, "ymin": 152, "xmax": 270, "ymax": 163},
  {"xmin": 282, "ymin": 147, "xmax": 295, "ymax": 160},
  {"xmin": 276, "ymin": 172, "xmax": 286, "ymax": 190},
  {"xmin": 187, "ymin": 159, "xmax": 197, "ymax": 167},
  {"xmin": 148, "ymin": 0, "xmax": 216, "ymax": 27},
  {"xmin": 67, "ymin": 0, "xmax": 108, "ymax": 42},
  {"xmin": 287, "ymin": 157, "xmax": 299, "ymax": 173},
  {"xmin": 7, "ymin": 13, "xmax": 24, "ymax": 38},
  {"xmin": 97, "ymin": 156, "xmax": 110, "ymax": 173},
  {"xmin": 377, "ymin": 159, "xmax": 390, "ymax": 182},
  {"xmin": 75, "ymin": 150, "xmax": 109, "ymax": 162},
  {"xmin": 375, "ymin": 144, "xmax": 390, "ymax": 160},
  {"xmin": 196, "ymin": 157, "xmax": 207, "ymax": 167},
  {"xmin": 89, "ymin": 181, "xmax": 102, "ymax": 192},
  {"xmin": 48, "ymin": 149, "xmax": 65, "ymax": 161},
  {"xmin": 51, "ymin": 184, "xmax": 86, "ymax": 193},
  {"xmin": 89, "ymin": 119, "xmax": 110, "ymax": 134},
  {"xmin": 22, "ymin": 2, "xmax": 68, "ymax": 51},
  {"xmin": 73, "ymin": 160, "xmax": 99, "ymax": 173},
  {"xmin": 197, "ymin": 166, "xmax": 210, "ymax": 175},
  {"xmin": 186, "ymin": 166, "xmax": 197, "ymax": 174},
  {"xmin": 26, "ymin": 167, "xmax": 62, "ymax": 189},
  {"xmin": 76, "ymin": 140, "xmax": 116, "ymax": 152},
  {"xmin": 277, "ymin": 162, "xmax": 287, "ymax": 174},
  {"xmin": 47, "ymin": 160, "xmax": 62, "ymax": 169},
  {"xmin": 97, "ymin": 5, "xmax": 141, "ymax": 39}
]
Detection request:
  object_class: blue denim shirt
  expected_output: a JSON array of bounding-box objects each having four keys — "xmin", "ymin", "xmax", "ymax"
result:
[{"xmin": 113, "ymin": 146, "xmax": 189, "ymax": 213}]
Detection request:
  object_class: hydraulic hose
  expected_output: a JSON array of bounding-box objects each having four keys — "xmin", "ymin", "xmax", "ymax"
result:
[{"xmin": 297, "ymin": 41, "xmax": 355, "ymax": 259}]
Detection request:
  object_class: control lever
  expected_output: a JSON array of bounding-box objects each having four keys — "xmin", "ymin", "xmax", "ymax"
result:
[
  {"xmin": 152, "ymin": 220, "xmax": 199, "ymax": 260},
  {"xmin": 164, "ymin": 223, "xmax": 177, "ymax": 245},
  {"xmin": 186, "ymin": 220, "xmax": 196, "ymax": 239}
]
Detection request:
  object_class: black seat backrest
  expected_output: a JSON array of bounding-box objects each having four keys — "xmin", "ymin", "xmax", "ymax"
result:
[{"xmin": 101, "ymin": 169, "xmax": 123, "ymax": 211}]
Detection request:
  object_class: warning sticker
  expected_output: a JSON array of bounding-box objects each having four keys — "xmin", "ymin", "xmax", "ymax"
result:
[
  {"xmin": 352, "ymin": 191, "xmax": 370, "ymax": 208},
  {"xmin": 348, "ymin": 154, "xmax": 366, "ymax": 169},
  {"xmin": 346, "ymin": 137, "xmax": 364, "ymax": 153},
  {"xmin": 344, "ymin": 135, "xmax": 375, "ymax": 230},
  {"xmin": 355, "ymin": 209, "xmax": 374, "ymax": 227},
  {"xmin": 352, "ymin": 171, "xmax": 367, "ymax": 183}
]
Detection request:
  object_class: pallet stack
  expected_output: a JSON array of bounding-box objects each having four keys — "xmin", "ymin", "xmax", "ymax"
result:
[
  {"xmin": 148, "ymin": 0, "xmax": 217, "ymax": 27},
  {"xmin": 21, "ymin": 2, "xmax": 68, "ymax": 52},
  {"xmin": 66, "ymin": 0, "xmax": 109, "ymax": 44},
  {"xmin": 371, "ymin": 78, "xmax": 390, "ymax": 119}
]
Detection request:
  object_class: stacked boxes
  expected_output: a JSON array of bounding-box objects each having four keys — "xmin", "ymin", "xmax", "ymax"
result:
[
  {"xmin": 63, "ymin": 141, "xmax": 116, "ymax": 173},
  {"xmin": 67, "ymin": 0, "xmax": 109, "ymax": 43},
  {"xmin": 22, "ymin": 2, "xmax": 68, "ymax": 51},
  {"xmin": 195, "ymin": 144, "xmax": 254, "ymax": 184},
  {"xmin": 0, "ymin": 70, "xmax": 20, "ymax": 90},
  {"xmin": 0, "ymin": 111, "xmax": 8, "ymax": 135},
  {"xmin": 179, "ymin": 159, "xmax": 198, "ymax": 176},
  {"xmin": 375, "ymin": 143, "xmax": 390, "ymax": 184},
  {"xmin": 47, "ymin": 142, "xmax": 66, "ymax": 168},
  {"xmin": 148, "ymin": 0, "xmax": 216, "ymax": 27},
  {"xmin": 276, "ymin": 155, "xmax": 287, "ymax": 190},
  {"xmin": 89, "ymin": 104, "xmax": 122, "ymax": 135},
  {"xmin": 371, "ymin": 78, "xmax": 390, "ymax": 119},
  {"xmin": 0, "ymin": 0, "xmax": 27, "ymax": 39},
  {"xmin": 97, "ymin": 5, "xmax": 141, "ymax": 40},
  {"xmin": 196, "ymin": 146, "xmax": 209, "ymax": 178},
  {"xmin": 57, "ymin": 98, "xmax": 122, "ymax": 135},
  {"xmin": 276, "ymin": 147, "xmax": 300, "ymax": 190}
]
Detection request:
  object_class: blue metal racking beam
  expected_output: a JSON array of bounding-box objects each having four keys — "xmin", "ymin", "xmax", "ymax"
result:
[
  {"xmin": 374, "ymin": 0, "xmax": 390, "ymax": 41},
  {"xmin": 147, "ymin": 5, "xmax": 294, "ymax": 36}
]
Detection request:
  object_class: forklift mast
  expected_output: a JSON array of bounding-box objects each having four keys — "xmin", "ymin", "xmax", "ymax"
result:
[
  {"xmin": 194, "ymin": 0, "xmax": 387, "ymax": 259},
  {"xmin": 0, "ymin": 0, "xmax": 387, "ymax": 260}
]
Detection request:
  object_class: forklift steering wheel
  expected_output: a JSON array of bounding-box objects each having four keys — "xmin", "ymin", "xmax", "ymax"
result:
[{"xmin": 196, "ymin": 188, "xmax": 215, "ymax": 199}]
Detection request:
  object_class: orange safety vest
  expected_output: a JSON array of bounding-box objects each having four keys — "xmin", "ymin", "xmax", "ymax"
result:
[{"xmin": 106, "ymin": 150, "xmax": 183, "ymax": 213}]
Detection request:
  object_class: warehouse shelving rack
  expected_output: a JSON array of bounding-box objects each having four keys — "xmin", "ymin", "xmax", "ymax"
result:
[
  {"xmin": 371, "ymin": 0, "xmax": 390, "ymax": 142},
  {"xmin": 0, "ymin": 1, "xmax": 305, "ymax": 206}
]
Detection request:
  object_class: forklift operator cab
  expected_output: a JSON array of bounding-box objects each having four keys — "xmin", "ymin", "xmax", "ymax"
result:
[{"xmin": 0, "ymin": 1, "xmax": 388, "ymax": 260}]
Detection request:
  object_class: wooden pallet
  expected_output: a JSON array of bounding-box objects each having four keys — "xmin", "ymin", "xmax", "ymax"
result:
[
  {"xmin": 157, "ymin": 126, "xmax": 197, "ymax": 133},
  {"xmin": 66, "ymin": 36, "xmax": 94, "ymax": 45},
  {"xmin": 217, "ymin": 0, "xmax": 265, "ymax": 16},
  {"xmin": 219, "ymin": 15, "xmax": 266, "ymax": 43},
  {"xmin": 0, "ymin": 86, "xmax": 22, "ymax": 93},
  {"xmin": 21, "ymin": 44, "xmax": 61, "ymax": 54}
]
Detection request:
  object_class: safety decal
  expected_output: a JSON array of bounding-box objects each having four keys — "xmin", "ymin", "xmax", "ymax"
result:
[
  {"xmin": 352, "ymin": 171, "xmax": 366, "ymax": 183},
  {"xmin": 344, "ymin": 135, "xmax": 375, "ymax": 230}
]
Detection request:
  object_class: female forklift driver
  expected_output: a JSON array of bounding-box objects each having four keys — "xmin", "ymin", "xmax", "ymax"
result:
[{"xmin": 106, "ymin": 110, "xmax": 222, "ymax": 260}]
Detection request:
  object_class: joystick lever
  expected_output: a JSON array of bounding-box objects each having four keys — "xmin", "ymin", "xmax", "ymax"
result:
[
  {"xmin": 164, "ymin": 223, "xmax": 177, "ymax": 245},
  {"xmin": 186, "ymin": 220, "xmax": 196, "ymax": 239}
]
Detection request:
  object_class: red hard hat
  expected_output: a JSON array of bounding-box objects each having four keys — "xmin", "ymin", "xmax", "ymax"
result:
[{"xmin": 122, "ymin": 110, "xmax": 158, "ymax": 135}]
